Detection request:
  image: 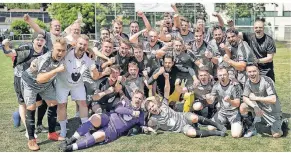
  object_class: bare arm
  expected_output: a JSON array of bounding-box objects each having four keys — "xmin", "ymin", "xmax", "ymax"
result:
[
  {"xmin": 24, "ymin": 14, "xmax": 43, "ymax": 33},
  {"xmin": 129, "ymin": 29, "xmax": 146, "ymax": 44},
  {"xmin": 137, "ymin": 11, "xmax": 152, "ymax": 31},
  {"xmin": 163, "ymin": 73, "xmax": 170, "ymax": 99},
  {"xmin": 92, "ymin": 47, "xmax": 110, "ymax": 61},
  {"xmin": 256, "ymin": 53, "xmax": 274, "ymax": 64},
  {"xmin": 92, "ymin": 88, "xmax": 114, "ymax": 101},
  {"xmin": 36, "ymin": 64, "xmax": 64, "ymax": 84}
]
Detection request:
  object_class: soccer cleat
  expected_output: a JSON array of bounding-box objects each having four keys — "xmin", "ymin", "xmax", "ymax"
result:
[
  {"xmin": 36, "ymin": 125, "xmax": 49, "ymax": 133},
  {"xmin": 59, "ymin": 143, "xmax": 73, "ymax": 152},
  {"xmin": 27, "ymin": 139, "xmax": 40, "ymax": 151},
  {"xmin": 244, "ymin": 126, "xmax": 257, "ymax": 138},
  {"xmin": 12, "ymin": 111, "xmax": 21, "ymax": 128},
  {"xmin": 48, "ymin": 132, "xmax": 65, "ymax": 141}
]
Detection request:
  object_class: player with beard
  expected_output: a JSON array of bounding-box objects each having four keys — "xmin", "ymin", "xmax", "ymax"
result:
[
  {"xmin": 145, "ymin": 74, "xmax": 226, "ymax": 138},
  {"xmin": 205, "ymin": 66, "xmax": 243, "ymax": 138},
  {"xmin": 142, "ymin": 30, "xmax": 170, "ymax": 66},
  {"xmin": 59, "ymin": 89, "xmax": 154, "ymax": 152},
  {"xmin": 188, "ymin": 28, "xmax": 214, "ymax": 76},
  {"xmin": 2, "ymin": 33, "xmax": 49, "ymax": 137},
  {"xmin": 240, "ymin": 63, "xmax": 284, "ymax": 138},
  {"xmin": 128, "ymin": 11, "xmax": 151, "ymax": 38},
  {"xmin": 122, "ymin": 62, "xmax": 152, "ymax": 99},
  {"xmin": 182, "ymin": 67, "xmax": 216, "ymax": 118},
  {"xmin": 239, "ymin": 18, "xmax": 277, "ymax": 82},
  {"xmin": 56, "ymin": 35, "xmax": 100, "ymax": 139},
  {"xmin": 223, "ymin": 28, "xmax": 256, "ymax": 86},
  {"xmin": 114, "ymin": 40, "xmax": 131, "ymax": 75},
  {"xmin": 111, "ymin": 19, "xmax": 129, "ymax": 52},
  {"xmin": 148, "ymin": 54, "xmax": 199, "ymax": 112},
  {"xmin": 205, "ymin": 25, "xmax": 231, "ymax": 79},
  {"xmin": 131, "ymin": 46, "xmax": 160, "ymax": 77},
  {"xmin": 21, "ymin": 37, "xmax": 67, "ymax": 150},
  {"xmin": 86, "ymin": 65, "xmax": 125, "ymax": 114},
  {"xmin": 195, "ymin": 13, "xmax": 224, "ymax": 43},
  {"xmin": 24, "ymin": 14, "xmax": 64, "ymax": 50}
]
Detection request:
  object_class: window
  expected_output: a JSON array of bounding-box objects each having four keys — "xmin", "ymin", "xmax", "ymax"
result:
[
  {"xmin": 283, "ymin": 11, "xmax": 291, "ymax": 17},
  {"xmin": 264, "ymin": 11, "xmax": 278, "ymax": 17}
]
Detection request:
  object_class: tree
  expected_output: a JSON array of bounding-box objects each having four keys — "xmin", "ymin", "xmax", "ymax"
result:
[
  {"xmin": 35, "ymin": 19, "xmax": 48, "ymax": 32},
  {"xmin": 47, "ymin": 3, "xmax": 107, "ymax": 34},
  {"xmin": 224, "ymin": 3, "xmax": 265, "ymax": 19},
  {"xmin": 10, "ymin": 20, "xmax": 30, "ymax": 36},
  {"xmin": 4, "ymin": 3, "xmax": 41, "ymax": 9}
]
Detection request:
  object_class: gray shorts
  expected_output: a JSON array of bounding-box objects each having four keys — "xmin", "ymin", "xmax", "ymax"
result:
[
  {"xmin": 21, "ymin": 78, "xmax": 56, "ymax": 106},
  {"xmin": 212, "ymin": 110, "xmax": 242, "ymax": 125}
]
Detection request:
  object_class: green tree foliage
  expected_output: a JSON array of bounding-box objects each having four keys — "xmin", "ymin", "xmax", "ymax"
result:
[
  {"xmin": 47, "ymin": 3, "xmax": 107, "ymax": 34},
  {"xmin": 4, "ymin": 3, "xmax": 41, "ymax": 9},
  {"xmin": 225, "ymin": 3, "xmax": 265, "ymax": 18},
  {"xmin": 35, "ymin": 19, "xmax": 48, "ymax": 32},
  {"xmin": 10, "ymin": 20, "xmax": 30, "ymax": 35}
]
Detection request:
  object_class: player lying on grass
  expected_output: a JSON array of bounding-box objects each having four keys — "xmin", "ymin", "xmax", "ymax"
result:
[
  {"xmin": 144, "ymin": 72, "xmax": 227, "ymax": 138},
  {"xmin": 59, "ymin": 89, "xmax": 155, "ymax": 152}
]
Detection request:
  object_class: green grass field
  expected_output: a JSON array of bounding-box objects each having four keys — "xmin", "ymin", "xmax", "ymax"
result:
[{"xmin": 0, "ymin": 41, "xmax": 290, "ymax": 152}]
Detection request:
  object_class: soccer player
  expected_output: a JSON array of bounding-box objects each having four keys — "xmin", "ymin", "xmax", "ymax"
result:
[
  {"xmin": 239, "ymin": 18, "xmax": 277, "ymax": 82},
  {"xmin": 188, "ymin": 28, "xmax": 214, "ymax": 76},
  {"xmin": 65, "ymin": 22, "xmax": 81, "ymax": 47},
  {"xmin": 1, "ymin": 33, "xmax": 49, "ymax": 136},
  {"xmin": 183, "ymin": 67, "xmax": 215, "ymax": 118},
  {"xmin": 223, "ymin": 28, "xmax": 256, "ymax": 86},
  {"xmin": 145, "ymin": 72, "xmax": 226, "ymax": 138},
  {"xmin": 59, "ymin": 89, "xmax": 151, "ymax": 152},
  {"xmin": 86, "ymin": 65, "xmax": 124, "ymax": 114},
  {"xmin": 205, "ymin": 25, "xmax": 231, "ymax": 79},
  {"xmin": 114, "ymin": 40, "xmax": 131, "ymax": 75},
  {"xmin": 205, "ymin": 66, "xmax": 243, "ymax": 138},
  {"xmin": 21, "ymin": 37, "xmax": 67, "ymax": 150},
  {"xmin": 148, "ymin": 54, "xmax": 199, "ymax": 112},
  {"xmin": 56, "ymin": 34, "xmax": 99, "ymax": 138},
  {"xmin": 240, "ymin": 63, "xmax": 283, "ymax": 138},
  {"xmin": 122, "ymin": 61, "xmax": 151, "ymax": 99}
]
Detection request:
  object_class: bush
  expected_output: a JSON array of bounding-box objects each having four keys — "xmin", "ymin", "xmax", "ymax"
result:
[{"xmin": 10, "ymin": 20, "xmax": 30, "ymax": 36}]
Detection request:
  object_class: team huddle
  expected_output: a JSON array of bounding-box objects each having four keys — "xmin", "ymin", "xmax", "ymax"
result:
[{"xmin": 0, "ymin": 4, "xmax": 287, "ymax": 151}]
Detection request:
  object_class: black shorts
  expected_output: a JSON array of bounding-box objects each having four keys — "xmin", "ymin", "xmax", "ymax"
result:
[{"xmin": 14, "ymin": 76, "xmax": 42, "ymax": 104}]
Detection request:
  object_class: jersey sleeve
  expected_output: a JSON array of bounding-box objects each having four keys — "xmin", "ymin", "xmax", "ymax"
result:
[
  {"xmin": 266, "ymin": 37, "xmax": 276, "ymax": 54},
  {"xmin": 242, "ymin": 80, "xmax": 251, "ymax": 97},
  {"xmin": 231, "ymin": 84, "xmax": 241, "ymax": 99},
  {"xmin": 265, "ymin": 78, "xmax": 276, "ymax": 96},
  {"xmin": 210, "ymin": 83, "xmax": 218, "ymax": 97}
]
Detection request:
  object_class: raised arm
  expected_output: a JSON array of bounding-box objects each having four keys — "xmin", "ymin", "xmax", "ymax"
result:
[
  {"xmin": 137, "ymin": 11, "xmax": 151, "ymax": 31},
  {"xmin": 24, "ymin": 14, "xmax": 43, "ymax": 33}
]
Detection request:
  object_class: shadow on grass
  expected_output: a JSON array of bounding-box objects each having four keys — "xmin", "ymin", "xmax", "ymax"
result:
[{"xmin": 55, "ymin": 117, "xmax": 81, "ymax": 138}]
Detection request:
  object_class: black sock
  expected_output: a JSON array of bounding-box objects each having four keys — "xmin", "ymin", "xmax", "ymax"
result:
[
  {"xmin": 47, "ymin": 105, "xmax": 57, "ymax": 133},
  {"xmin": 37, "ymin": 101, "xmax": 47, "ymax": 126},
  {"xmin": 26, "ymin": 109, "xmax": 36, "ymax": 140},
  {"xmin": 198, "ymin": 116, "xmax": 226, "ymax": 132},
  {"xmin": 195, "ymin": 130, "xmax": 224, "ymax": 137}
]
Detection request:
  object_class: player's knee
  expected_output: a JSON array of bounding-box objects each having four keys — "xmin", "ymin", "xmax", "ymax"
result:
[
  {"xmin": 208, "ymin": 125, "xmax": 216, "ymax": 131},
  {"xmin": 90, "ymin": 114, "xmax": 101, "ymax": 127},
  {"xmin": 193, "ymin": 102, "xmax": 203, "ymax": 111},
  {"xmin": 58, "ymin": 103, "xmax": 66, "ymax": 110},
  {"xmin": 231, "ymin": 123, "xmax": 243, "ymax": 138},
  {"xmin": 239, "ymin": 103, "xmax": 248, "ymax": 114},
  {"xmin": 26, "ymin": 104, "xmax": 36, "ymax": 110},
  {"xmin": 186, "ymin": 128, "xmax": 196, "ymax": 137},
  {"xmin": 78, "ymin": 100, "xmax": 87, "ymax": 108}
]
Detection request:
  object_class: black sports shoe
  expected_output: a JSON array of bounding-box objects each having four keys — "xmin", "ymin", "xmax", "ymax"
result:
[
  {"xmin": 59, "ymin": 143, "xmax": 73, "ymax": 152},
  {"xmin": 36, "ymin": 125, "xmax": 49, "ymax": 133}
]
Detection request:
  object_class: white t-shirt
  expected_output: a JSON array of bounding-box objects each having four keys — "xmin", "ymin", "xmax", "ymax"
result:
[{"xmin": 57, "ymin": 48, "xmax": 94, "ymax": 87}]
